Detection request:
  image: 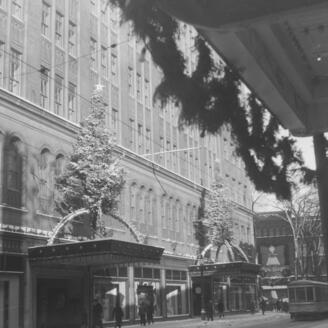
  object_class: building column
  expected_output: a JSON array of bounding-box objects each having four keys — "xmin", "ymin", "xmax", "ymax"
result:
[
  {"xmin": 160, "ymin": 268, "xmax": 167, "ymax": 318},
  {"xmin": 24, "ymin": 260, "xmax": 33, "ymax": 328},
  {"xmin": 128, "ymin": 265, "xmax": 135, "ymax": 321}
]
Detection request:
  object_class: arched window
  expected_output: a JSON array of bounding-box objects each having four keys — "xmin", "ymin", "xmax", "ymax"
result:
[
  {"xmin": 129, "ymin": 183, "xmax": 137, "ymax": 220},
  {"xmin": 145, "ymin": 189, "xmax": 153, "ymax": 226},
  {"xmin": 136, "ymin": 186, "xmax": 145, "ymax": 223},
  {"xmin": 178, "ymin": 203, "xmax": 183, "ymax": 236},
  {"xmin": 166, "ymin": 197, "xmax": 172, "ymax": 230},
  {"xmin": 152, "ymin": 194, "xmax": 157, "ymax": 231},
  {"xmin": 161, "ymin": 195, "xmax": 166, "ymax": 229},
  {"xmin": 55, "ymin": 154, "xmax": 65, "ymax": 176},
  {"xmin": 172, "ymin": 200, "xmax": 177, "ymax": 231},
  {"xmin": 39, "ymin": 148, "xmax": 53, "ymax": 213},
  {"xmin": 4, "ymin": 137, "xmax": 23, "ymax": 207},
  {"xmin": 186, "ymin": 204, "xmax": 191, "ymax": 237}
]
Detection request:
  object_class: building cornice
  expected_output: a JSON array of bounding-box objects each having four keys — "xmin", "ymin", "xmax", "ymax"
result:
[{"xmin": 0, "ymin": 88, "xmax": 79, "ymax": 137}]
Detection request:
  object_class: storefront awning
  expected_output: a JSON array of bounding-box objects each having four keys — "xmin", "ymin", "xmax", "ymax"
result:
[
  {"xmin": 189, "ymin": 261, "xmax": 261, "ymax": 277},
  {"xmin": 28, "ymin": 238, "xmax": 164, "ymax": 267}
]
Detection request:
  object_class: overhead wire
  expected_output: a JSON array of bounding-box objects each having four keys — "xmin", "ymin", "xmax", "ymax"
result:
[{"xmin": 0, "ymin": 47, "xmax": 217, "ymax": 188}]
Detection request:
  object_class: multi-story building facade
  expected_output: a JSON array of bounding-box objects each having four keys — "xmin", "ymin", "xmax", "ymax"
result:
[
  {"xmin": 0, "ymin": 1, "xmax": 254, "ymax": 327},
  {"xmin": 254, "ymin": 211, "xmax": 326, "ymax": 304}
]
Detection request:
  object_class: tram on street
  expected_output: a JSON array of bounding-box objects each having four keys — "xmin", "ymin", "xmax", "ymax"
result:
[{"xmin": 288, "ymin": 279, "xmax": 328, "ymax": 319}]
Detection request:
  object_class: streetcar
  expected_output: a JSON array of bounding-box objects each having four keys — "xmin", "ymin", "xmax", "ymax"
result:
[{"xmin": 288, "ymin": 279, "xmax": 328, "ymax": 319}]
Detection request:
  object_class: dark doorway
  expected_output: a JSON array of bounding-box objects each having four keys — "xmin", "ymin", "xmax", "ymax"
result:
[{"xmin": 36, "ymin": 278, "xmax": 85, "ymax": 328}]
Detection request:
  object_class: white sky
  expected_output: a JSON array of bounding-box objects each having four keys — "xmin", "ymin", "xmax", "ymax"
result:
[{"xmin": 296, "ymin": 136, "xmax": 316, "ymax": 170}]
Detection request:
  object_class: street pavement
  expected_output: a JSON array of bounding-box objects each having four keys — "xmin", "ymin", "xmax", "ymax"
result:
[{"xmin": 125, "ymin": 312, "xmax": 328, "ymax": 328}]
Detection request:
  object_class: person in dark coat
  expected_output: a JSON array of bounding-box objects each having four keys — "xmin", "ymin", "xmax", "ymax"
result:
[
  {"xmin": 206, "ymin": 300, "xmax": 214, "ymax": 321},
  {"xmin": 146, "ymin": 304, "xmax": 154, "ymax": 324},
  {"xmin": 217, "ymin": 300, "xmax": 224, "ymax": 318},
  {"xmin": 138, "ymin": 305, "xmax": 147, "ymax": 326},
  {"xmin": 112, "ymin": 305, "xmax": 124, "ymax": 328},
  {"xmin": 93, "ymin": 299, "xmax": 103, "ymax": 328},
  {"xmin": 260, "ymin": 298, "xmax": 266, "ymax": 315}
]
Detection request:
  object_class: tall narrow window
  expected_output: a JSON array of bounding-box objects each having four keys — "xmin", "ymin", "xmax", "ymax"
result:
[
  {"xmin": 90, "ymin": 0, "xmax": 96, "ymax": 15},
  {"xmin": 137, "ymin": 123, "xmax": 143, "ymax": 153},
  {"xmin": 0, "ymin": 0, "xmax": 6, "ymax": 9},
  {"xmin": 4, "ymin": 138, "xmax": 22, "ymax": 207},
  {"xmin": 12, "ymin": 0, "xmax": 23, "ymax": 19},
  {"xmin": 68, "ymin": 22, "xmax": 77, "ymax": 56},
  {"xmin": 9, "ymin": 49, "xmax": 21, "ymax": 94},
  {"xmin": 55, "ymin": 12, "xmax": 64, "ymax": 47},
  {"xmin": 128, "ymin": 66, "xmax": 134, "ymax": 96},
  {"xmin": 145, "ymin": 128, "xmax": 151, "ymax": 154},
  {"xmin": 129, "ymin": 118, "xmax": 135, "ymax": 150},
  {"xmin": 129, "ymin": 184, "xmax": 136, "ymax": 220},
  {"xmin": 68, "ymin": 83, "xmax": 77, "ymax": 121},
  {"xmin": 111, "ymin": 53, "xmax": 118, "ymax": 82},
  {"xmin": 40, "ymin": 67, "xmax": 50, "ymax": 109},
  {"xmin": 90, "ymin": 38, "xmax": 97, "ymax": 71},
  {"xmin": 0, "ymin": 42, "xmax": 4, "ymax": 87},
  {"xmin": 41, "ymin": 2, "xmax": 51, "ymax": 37},
  {"xmin": 111, "ymin": 108, "xmax": 118, "ymax": 134},
  {"xmin": 101, "ymin": 46, "xmax": 108, "ymax": 78},
  {"xmin": 54, "ymin": 75, "xmax": 63, "ymax": 115},
  {"xmin": 39, "ymin": 148, "xmax": 53, "ymax": 213},
  {"xmin": 136, "ymin": 73, "xmax": 142, "ymax": 102},
  {"xmin": 144, "ymin": 78, "xmax": 150, "ymax": 107}
]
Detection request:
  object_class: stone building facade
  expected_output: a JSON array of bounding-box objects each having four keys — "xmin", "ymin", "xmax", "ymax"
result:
[{"xmin": 0, "ymin": 1, "xmax": 254, "ymax": 327}]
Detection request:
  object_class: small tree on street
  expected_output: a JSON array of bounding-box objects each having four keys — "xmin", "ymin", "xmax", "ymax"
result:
[
  {"xmin": 273, "ymin": 188, "xmax": 322, "ymax": 279},
  {"xmin": 55, "ymin": 88, "xmax": 125, "ymax": 237}
]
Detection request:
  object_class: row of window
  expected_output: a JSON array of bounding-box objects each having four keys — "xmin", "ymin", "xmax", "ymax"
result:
[
  {"xmin": 1, "ymin": 138, "xmax": 65, "ymax": 209},
  {"xmin": 40, "ymin": 67, "xmax": 77, "ymax": 121},
  {"xmin": 128, "ymin": 183, "xmax": 197, "ymax": 238},
  {"xmin": 256, "ymin": 226, "xmax": 291, "ymax": 238},
  {"xmin": 41, "ymin": 2, "xmax": 77, "ymax": 56},
  {"xmin": 0, "ymin": 0, "xmax": 24, "ymax": 20},
  {"xmin": 0, "ymin": 44, "xmax": 22, "ymax": 94},
  {"xmin": 128, "ymin": 64, "xmax": 151, "ymax": 107}
]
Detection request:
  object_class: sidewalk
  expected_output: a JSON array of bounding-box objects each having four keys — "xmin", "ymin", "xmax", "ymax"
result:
[{"xmin": 124, "ymin": 311, "xmax": 288, "ymax": 328}]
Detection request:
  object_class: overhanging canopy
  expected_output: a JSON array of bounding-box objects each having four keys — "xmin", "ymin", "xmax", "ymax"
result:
[
  {"xmin": 189, "ymin": 261, "xmax": 260, "ymax": 277},
  {"xmin": 28, "ymin": 238, "xmax": 164, "ymax": 267},
  {"xmin": 160, "ymin": 0, "xmax": 328, "ymax": 136}
]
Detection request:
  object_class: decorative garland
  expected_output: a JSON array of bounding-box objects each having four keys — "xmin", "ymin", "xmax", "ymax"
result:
[{"xmin": 111, "ymin": 0, "xmax": 308, "ymax": 200}]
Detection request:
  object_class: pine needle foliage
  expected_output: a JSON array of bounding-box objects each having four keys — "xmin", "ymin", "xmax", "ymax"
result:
[
  {"xmin": 111, "ymin": 0, "xmax": 306, "ymax": 200},
  {"xmin": 203, "ymin": 182, "xmax": 234, "ymax": 247},
  {"xmin": 55, "ymin": 89, "xmax": 125, "ymax": 230}
]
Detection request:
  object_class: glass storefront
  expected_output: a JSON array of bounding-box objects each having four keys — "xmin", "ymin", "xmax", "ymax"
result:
[
  {"xmin": 94, "ymin": 277, "xmax": 128, "ymax": 323},
  {"xmin": 165, "ymin": 270, "xmax": 188, "ymax": 316}
]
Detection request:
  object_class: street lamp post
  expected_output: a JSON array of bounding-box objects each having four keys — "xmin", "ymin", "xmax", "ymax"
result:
[{"xmin": 198, "ymin": 255, "xmax": 206, "ymax": 320}]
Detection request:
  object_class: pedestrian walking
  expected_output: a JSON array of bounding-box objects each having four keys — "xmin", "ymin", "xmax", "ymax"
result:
[
  {"xmin": 138, "ymin": 304, "xmax": 147, "ymax": 326},
  {"xmin": 217, "ymin": 300, "xmax": 224, "ymax": 318},
  {"xmin": 112, "ymin": 304, "xmax": 124, "ymax": 328},
  {"xmin": 276, "ymin": 299, "xmax": 281, "ymax": 312},
  {"xmin": 92, "ymin": 299, "xmax": 103, "ymax": 328},
  {"xmin": 206, "ymin": 300, "xmax": 214, "ymax": 321},
  {"xmin": 259, "ymin": 298, "xmax": 266, "ymax": 315},
  {"xmin": 146, "ymin": 304, "xmax": 154, "ymax": 324}
]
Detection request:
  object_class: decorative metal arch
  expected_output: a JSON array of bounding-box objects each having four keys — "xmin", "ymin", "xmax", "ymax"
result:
[
  {"xmin": 201, "ymin": 240, "xmax": 249, "ymax": 263},
  {"xmin": 47, "ymin": 208, "xmax": 142, "ymax": 245}
]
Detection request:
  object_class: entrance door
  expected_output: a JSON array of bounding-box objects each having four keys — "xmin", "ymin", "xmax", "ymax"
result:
[
  {"xmin": 0, "ymin": 276, "xmax": 20, "ymax": 328},
  {"xmin": 36, "ymin": 278, "xmax": 85, "ymax": 328}
]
